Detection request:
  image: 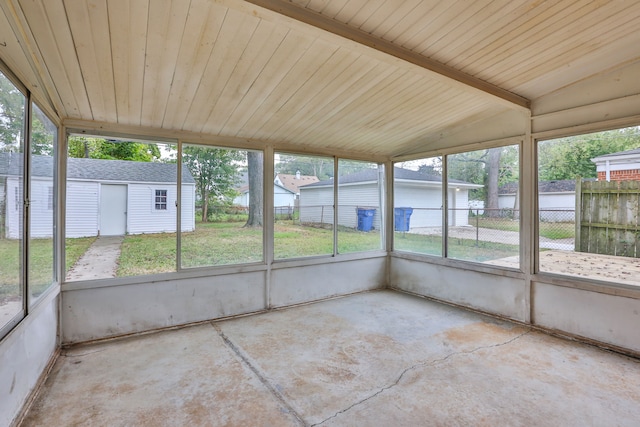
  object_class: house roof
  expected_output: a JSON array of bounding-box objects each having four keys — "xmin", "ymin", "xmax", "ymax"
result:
[
  {"xmin": 4, "ymin": 1, "xmax": 638, "ymax": 158},
  {"xmin": 302, "ymin": 167, "xmax": 480, "ymax": 189},
  {"xmin": 0, "ymin": 153, "xmax": 195, "ymax": 184},
  {"xmin": 276, "ymin": 173, "xmax": 319, "ymax": 194},
  {"xmin": 592, "ymin": 148, "xmax": 640, "ymax": 163}
]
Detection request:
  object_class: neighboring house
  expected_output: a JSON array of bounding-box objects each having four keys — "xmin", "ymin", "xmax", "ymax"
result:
[
  {"xmin": 299, "ymin": 167, "xmax": 482, "ymax": 230},
  {"xmin": 592, "ymin": 148, "xmax": 640, "ymax": 181},
  {"xmin": 274, "ymin": 171, "xmax": 319, "ymax": 202},
  {"xmin": 233, "ymin": 172, "xmax": 298, "ymax": 208},
  {"xmin": 499, "ymin": 180, "xmax": 577, "ymax": 222},
  {"xmin": 1, "ymin": 154, "xmax": 196, "ymax": 239}
]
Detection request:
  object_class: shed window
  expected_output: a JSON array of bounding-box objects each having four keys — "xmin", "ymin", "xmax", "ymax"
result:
[{"xmin": 155, "ymin": 189, "xmax": 167, "ymax": 210}]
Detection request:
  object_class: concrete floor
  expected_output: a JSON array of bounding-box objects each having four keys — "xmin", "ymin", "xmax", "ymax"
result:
[{"xmin": 22, "ymin": 291, "xmax": 640, "ymax": 426}]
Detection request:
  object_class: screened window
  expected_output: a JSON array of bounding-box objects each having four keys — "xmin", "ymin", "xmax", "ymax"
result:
[
  {"xmin": 29, "ymin": 102, "xmax": 56, "ymax": 304},
  {"xmin": 274, "ymin": 153, "xmax": 334, "ymax": 259},
  {"xmin": 0, "ymin": 69, "xmax": 25, "ymax": 335},
  {"xmin": 393, "ymin": 157, "xmax": 443, "ymax": 256},
  {"xmin": 65, "ymin": 136, "xmax": 177, "ymax": 280},
  {"xmin": 337, "ymin": 160, "xmax": 384, "ymax": 254},
  {"xmin": 538, "ymin": 126, "xmax": 640, "ymax": 287},
  {"xmin": 447, "ymin": 146, "xmax": 519, "ymax": 266},
  {"xmin": 393, "ymin": 146, "xmax": 520, "ymax": 269},
  {"xmin": 155, "ymin": 189, "xmax": 167, "ymax": 210},
  {"xmin": 180, "ymin": 144, "xmax": 263, "ymax": 268}
]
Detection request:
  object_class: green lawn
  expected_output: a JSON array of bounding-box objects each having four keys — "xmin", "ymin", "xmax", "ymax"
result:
[
  {"xmin": 394, "ymin": 232, "xmax": 519, "ymax": 262},
  {"xmin": 116, "ymin": 221, "xmax": 383, "ymax": 275},
  {"xmin": 475, "ymin": 217, "xmax": 575, "ymax": 240},
  {"xmin": 60, "ymin": 220, "xmax": 524, "ymax": 281},
  {"xmin": 0, "ymin": 237, "xmax": 93, "ymax": 301}
]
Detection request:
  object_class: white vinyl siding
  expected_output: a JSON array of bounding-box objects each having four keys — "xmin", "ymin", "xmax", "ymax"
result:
[
  {"xmin": 274, "ymin": 185, "xmax": 295, "ymax": 208},
  {"xmin": 393, "ymin": 183, "xmax": 443, "ymax": 229},
  {"xmin": 127, "ymin": 184, "xmax": 195, "ymax": 234},
  {"xmin": 299, "ymin": 185, "xmax": 334, "ymax": 226},
  {"xmin": 5, "ymin": 178, "xmax": 23, "ymax": 239},
  {"xmin": 128, "ymin": 185, "xmax": 175, "ymax": 234},
  {"xmin": 66, "ymin": 181, "xmax": 99, "ymax": 238},
  {"xmin": 180, "ymin": 185, "xmax": 195, "ymax": 232},
  {"xmin": 300, "ymin": 182, "xmax": 383, "ymax": 230},
  {"xmin": 30, "ymin": 178, "xmax": 54, "ymax": 238}
]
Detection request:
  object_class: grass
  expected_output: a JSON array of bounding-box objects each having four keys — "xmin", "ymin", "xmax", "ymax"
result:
[
  {"xmin": 114, "ymin": 221, "xmax": 384, "ymax": 276},
  {"xmin": 61, "ymin": 219, "xmax": 526, "ymax": 280},
  {"xmin": 0, "ymin": 237, "xmax": 93, "ymax": 302},
  {"xmin": 475, "ymin": 217, "xmax": 575, "ymax": 240},
  {"xmin": 394, "ymin": 232, "xmax": 519, "ymax": 261}
]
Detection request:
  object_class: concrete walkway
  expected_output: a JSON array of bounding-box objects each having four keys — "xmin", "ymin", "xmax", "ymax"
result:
[
  {"xmin": 65, "ymin": 236, "xmax": 124, "ymax": 281},
  {"xmin": 22, "ymin": 291, "xmax": 640, "ymax": 426}
]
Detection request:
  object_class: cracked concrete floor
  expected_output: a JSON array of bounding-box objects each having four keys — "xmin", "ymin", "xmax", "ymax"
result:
[{"xmin": 22, "ymin": 291, "xmax": 640, "ymax": 426}]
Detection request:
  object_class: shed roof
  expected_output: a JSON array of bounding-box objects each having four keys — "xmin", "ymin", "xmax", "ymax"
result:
[{"xmin": 0, "ymin": 153, "xmax": 195, "ymax": 184}]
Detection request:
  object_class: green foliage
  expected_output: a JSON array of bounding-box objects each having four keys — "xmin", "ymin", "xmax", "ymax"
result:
[
  {"xmin": 31, "ymin": 105, "xmax": 56, "ymax": 156},
  {"xmin": 182, "ymin": 146, "xmax": 244, "ymax": 222},
  {"xmin": 68, "ymin": 136, "xmax": 161, "ymax": 162},
  {"xmin": 0, "ymin": 72, "xmax": 25, "ymax": 152},
  {"xmin": 276, "ymin": 154, "xmax": 333, "ymax": 180},
  {"xmin": 539, "ymin": 127, "xmax": 640, "ymax": 180},
  {"xmin": 338, "ymin": 159, "xmax": 379, "ymax": 177}
]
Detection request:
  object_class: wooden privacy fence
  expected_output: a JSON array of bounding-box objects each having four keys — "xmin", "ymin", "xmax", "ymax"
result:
[{"xmin": 576, "ymin": 179, "xmax": 640, "ymax": 258}]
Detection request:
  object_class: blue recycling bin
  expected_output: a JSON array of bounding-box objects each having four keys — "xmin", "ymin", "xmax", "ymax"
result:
[
  {"xmin": 357, "ymin": 208, "xmax": 376, "ymax": 231},
  {"xmin": 394, "ymin": 207, "xmax": 413, "ymax": 231}
]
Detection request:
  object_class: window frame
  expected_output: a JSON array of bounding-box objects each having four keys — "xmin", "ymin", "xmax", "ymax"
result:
[{"xmin": 154, "ymin": 189, "xmax": 168, "ymax": 211}]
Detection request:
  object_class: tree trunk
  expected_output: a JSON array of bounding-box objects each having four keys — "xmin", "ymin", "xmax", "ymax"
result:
[
  {"xmin": 486, "ymin": 148, "xmax": 501, "ymax": 218},
  {"xmin": 201, "ymin": 192, "xmax": 209, "ymax": 223},
  {"xmin": 245, "ymin": 151, "xmax": 263, "ymax": 227}
]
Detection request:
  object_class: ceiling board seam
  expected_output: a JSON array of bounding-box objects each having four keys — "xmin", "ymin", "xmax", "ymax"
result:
[{"xmin": 243, "ymin": 0, "xmax": 530, "ymax": 110}]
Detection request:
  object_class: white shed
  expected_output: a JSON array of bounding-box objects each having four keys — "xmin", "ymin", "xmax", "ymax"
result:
[
  {"xmin": 499, "ymin": 180, "xmax": 578, "ymax": 222},
  {"xmin": 1, "ymin": 154, "xmax": 196, "ymax": 238},
  {"xmin": 299, "ymin": 168, "xmax": 481, "ymax": 230}
]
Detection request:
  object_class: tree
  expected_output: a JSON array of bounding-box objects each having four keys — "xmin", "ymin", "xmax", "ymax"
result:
[
  {"xmin": 68, "ymin": 136, "xmax": 161, "ymax": 162},
  {"xmin": 182, "ymin": 146, "xmax": 243, "ymax": 222},
  {"xmin": 448, "ymin": 146, "xmax": 519, "ymax": 218},
  {"xmin": 31, "ymin": 106, "xmax": 56, "ymax": 156},
  {"xmin": 539, "ymin": 127, "xmax": 640, "ymax": 181},
  {"xmin": 0, "ymin": 73, "xmax": 25, "ymax": 152},
  {"xmin": 245, "ymin": 151, "xmax": 263, "ymax": 227},
  {"xmin": 276, "ymin": 154, "xmax": 332, "ymax": 180}
]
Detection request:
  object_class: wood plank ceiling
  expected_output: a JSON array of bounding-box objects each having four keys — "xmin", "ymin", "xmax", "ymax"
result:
[{"xmin": 3, "ymin": 0, "xmax": 640, "ymax": 158}]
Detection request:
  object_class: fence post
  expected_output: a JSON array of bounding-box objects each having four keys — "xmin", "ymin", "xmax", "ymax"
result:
[
  {"xmin": 476, "ymin": 208, "xmax": 479, "ymax": 246},
  {"xmin": 574, "ymin": 177, "xmax": 582, "ymax": 252}
]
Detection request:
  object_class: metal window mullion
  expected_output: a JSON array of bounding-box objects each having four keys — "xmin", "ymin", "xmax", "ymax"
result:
[
  {"xmin": 333, "ymin": 157, "xmax": 338, "ymax": 256},
  {"xmin": 23, "ymin": 91, "xmax": 32, "ymax": 313},
  {"xmin": 442, "ymin": 155, "xmax": 448, "ymax": 258},
  {"xmin": 176, "ymin": 141, "xmax": 182, "ymax": 272}
]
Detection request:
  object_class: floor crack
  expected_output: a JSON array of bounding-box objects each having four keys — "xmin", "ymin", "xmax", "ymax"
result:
[
  {"xmin": 311, "ymin": 329, "xmax": 532, "ymax": 427},
  {"xmin": 211, "ymin": 322, "xmax": 307, "ymax": 427}
]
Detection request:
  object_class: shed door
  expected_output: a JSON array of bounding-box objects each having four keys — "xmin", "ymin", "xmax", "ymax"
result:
[{"xmin": 100, "ymin": 184, "xmax": 127, "ymax": 235}]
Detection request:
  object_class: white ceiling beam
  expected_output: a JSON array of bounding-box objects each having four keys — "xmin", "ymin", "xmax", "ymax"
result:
[{"xmin": 243, "ymin": 0, "xmax": 531, "ymax": 111}]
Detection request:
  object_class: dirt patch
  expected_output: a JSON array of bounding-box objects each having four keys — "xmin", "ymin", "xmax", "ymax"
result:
[
  {"xmin": 487, "ymin": 250, "xmax": 640, "ymax": 287},
  {"xmin": 539, "ymin": 250, "xmax": 640, "ymax": 285}
]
